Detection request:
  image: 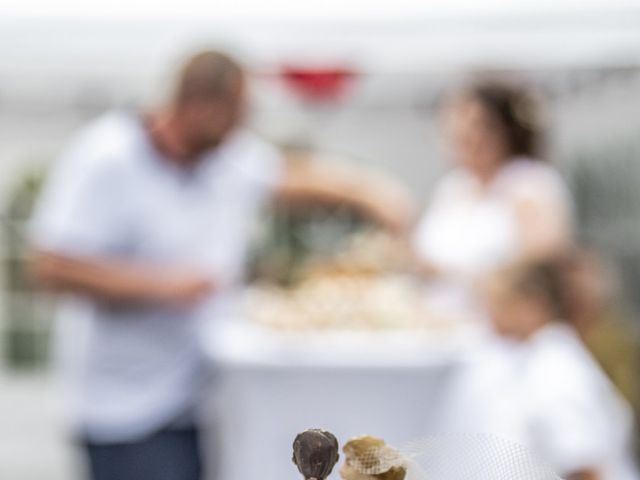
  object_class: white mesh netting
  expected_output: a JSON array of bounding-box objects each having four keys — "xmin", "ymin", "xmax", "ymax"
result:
[{"xmin": 345, "ymin": 434, "xmax": 562, "ymax": 480}]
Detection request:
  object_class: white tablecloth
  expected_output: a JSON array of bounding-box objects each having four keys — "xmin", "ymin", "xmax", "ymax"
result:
[{"xmin": 203, "ymin": 321, "xmax": 479, "ymax": 480}]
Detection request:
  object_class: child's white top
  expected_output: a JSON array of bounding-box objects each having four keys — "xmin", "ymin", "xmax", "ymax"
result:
[{"xmin": 451, "ymin": 324, "xmax": 638, "ymax": 480}]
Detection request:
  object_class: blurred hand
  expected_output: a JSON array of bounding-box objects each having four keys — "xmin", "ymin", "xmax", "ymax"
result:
[
  {"xmin": 412, "ymin": 257, "xmax": 442, "ymax": 279},
  {"xmin": 156, "ymin": 272, "xmax": 216, "ymax": 305},
  {"xmin": 29, "ymin": 250, "xmax": 219, "ymax": 305},
  {"xmin": 359, "ymin": 183, "xmax": 417, "ymax": 237},
  {"xmin": 393, "ymin": 237, "xmax": 442, "ymax": 279},
  {"xmin": 370, "ymin": 200, "xmax": 414, "ymax": 237}
]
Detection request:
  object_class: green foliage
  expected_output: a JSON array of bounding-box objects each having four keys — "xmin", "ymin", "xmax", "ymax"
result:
[{"xmin": 2, "ymin": 168, "xmax": 50, "ymax": 371}]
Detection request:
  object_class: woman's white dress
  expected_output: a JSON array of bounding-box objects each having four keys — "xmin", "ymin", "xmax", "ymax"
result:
[
  {"xmin": 415, "ymin": 157, "xmax": 572, "ymax": 279},
  {"xmin": 413, "ymin": 156, "xmax": 573, "ymax": 318}
]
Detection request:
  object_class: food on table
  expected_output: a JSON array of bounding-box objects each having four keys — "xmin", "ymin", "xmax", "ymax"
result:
[
  {"xmin": 245, "ymin": 274, "xmax": 430, "ymax": 330},
  {"xmin": 303, "ymin": 231, "xmax": 411, "ymax": 278},
  {"xmin": 246, "ymin": 231, "xmax": 455, "ymax": 331}
]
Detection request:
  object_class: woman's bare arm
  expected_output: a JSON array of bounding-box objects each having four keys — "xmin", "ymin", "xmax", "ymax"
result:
[{"xmin": 513, "ymin": 195, "xmax": 572, "ymax": 261}]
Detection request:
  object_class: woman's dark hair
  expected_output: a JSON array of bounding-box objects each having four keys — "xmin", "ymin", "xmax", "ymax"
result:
[{"xmin": 463, "ymin": 80, "xmax": 544, "ymax": 160}]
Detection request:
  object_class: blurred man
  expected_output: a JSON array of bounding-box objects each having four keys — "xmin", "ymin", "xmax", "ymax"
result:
[{"xmin": 29, "ymin": 50, "xmax": 413, "ymax": 480}]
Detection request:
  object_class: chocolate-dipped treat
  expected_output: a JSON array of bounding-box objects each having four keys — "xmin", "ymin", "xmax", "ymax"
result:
[{"xmin": 292, "ymin": 429, "xmax": 340, "ymax": 480}]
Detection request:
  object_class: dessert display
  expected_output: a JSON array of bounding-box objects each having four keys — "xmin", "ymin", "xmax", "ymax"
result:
[
  {"xmin": 292, "ymin": 431, "xmax": 407, "ymax": 480},
  {"xmin": 245, "ymin": 274, "xmax": 427, "ymax": 331},
  {"xmin": 291, "ymin": 431, "xmax": 561, "ymax": 480},
  {"xmin": 246, "ymin": 232, "xmax": 451, "ymax": 331}
]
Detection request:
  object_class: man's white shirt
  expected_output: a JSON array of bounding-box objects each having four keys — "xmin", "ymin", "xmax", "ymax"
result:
[{"xmin": 30, "ymin": 111, "xmax": 282, "ymax": 442}]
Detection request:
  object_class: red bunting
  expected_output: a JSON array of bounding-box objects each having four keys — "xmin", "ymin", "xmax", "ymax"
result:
[{"xmin": 280, "ymin": 66, "xmax": 356, "ymax": 102}]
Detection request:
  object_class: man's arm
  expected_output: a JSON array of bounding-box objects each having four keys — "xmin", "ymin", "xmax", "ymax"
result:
[
  {"xmin": 275, "ymin": 159, "xmax": 417, "ymax": 236},
  {"xmin": 30, "ymin": 250, "xmax": 215, "ymax": 305}
]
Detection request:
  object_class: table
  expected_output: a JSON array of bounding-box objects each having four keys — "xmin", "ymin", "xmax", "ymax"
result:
[{"xmin": 202, "ymin": 320, "xmax": 480, "ymax": 480}]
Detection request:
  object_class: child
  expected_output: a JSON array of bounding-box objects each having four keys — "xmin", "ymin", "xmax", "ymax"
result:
[{"xmin": 475, "ymin": 262, "xmax": 638, "ymax": 480}]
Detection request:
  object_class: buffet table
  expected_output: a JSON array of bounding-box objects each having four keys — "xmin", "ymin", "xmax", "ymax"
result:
[{"xmin": 203, "ymin": 320, "xmax": 480, "ymax": 480}]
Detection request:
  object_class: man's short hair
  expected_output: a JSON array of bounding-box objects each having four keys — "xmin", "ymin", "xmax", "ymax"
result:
[{"xmin": 174, "ymin": 50, "xmax": 244, "ymax": 104}]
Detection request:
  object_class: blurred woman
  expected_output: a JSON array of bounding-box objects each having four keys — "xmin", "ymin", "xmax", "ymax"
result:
[{"xmin": 413, "ymin": 80, "xmax": 573, "ymax": 314}]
